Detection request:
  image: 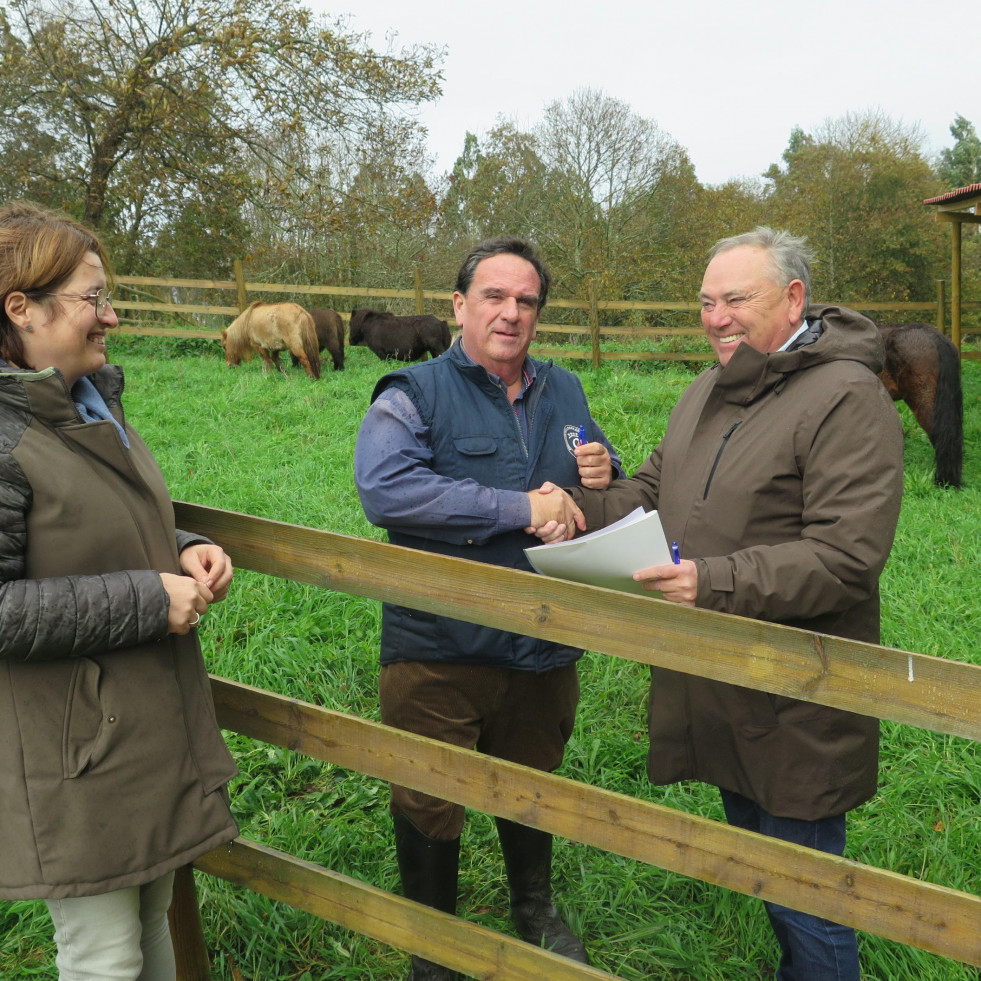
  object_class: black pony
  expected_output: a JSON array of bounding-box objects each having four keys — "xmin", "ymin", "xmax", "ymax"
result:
[{"xmin": 877, "ymin": 323, "xmax": 963, "ymax": 488}]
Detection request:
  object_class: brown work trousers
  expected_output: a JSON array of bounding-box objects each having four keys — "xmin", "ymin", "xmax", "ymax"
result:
[{"xmin": 379, "ymin": 660, "xmax": 580, "ymax": 840}]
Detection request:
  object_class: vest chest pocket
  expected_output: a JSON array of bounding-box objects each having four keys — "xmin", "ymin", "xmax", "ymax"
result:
[{"xmin": 453, "ymin": 436, "xmax": 498, "ymax": 456}]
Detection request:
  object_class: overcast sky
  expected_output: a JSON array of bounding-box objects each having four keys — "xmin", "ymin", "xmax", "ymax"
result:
[{"xmin": 319, "ymin": 0, "xmax": 979, "ymax": 187}]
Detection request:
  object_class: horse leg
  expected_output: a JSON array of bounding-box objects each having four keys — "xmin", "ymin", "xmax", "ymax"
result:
[
  {"xmin": 294, "ymin": 354, "xmax": 317, "ymax": 379},
  {"xmin": 258, "ymin": 348, "xmax": 280, "ymax": 374}
]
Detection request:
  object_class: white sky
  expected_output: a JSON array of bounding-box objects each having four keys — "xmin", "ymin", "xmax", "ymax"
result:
[{"xmin": 319, "ymin": 0, "xmax": 979, "ymax": 187}]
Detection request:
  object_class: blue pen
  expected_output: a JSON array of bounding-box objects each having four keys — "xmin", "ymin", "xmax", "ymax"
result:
[
  {"xmin": 671, "ymin": 541, "xmax": 681, "ymax": 564},
  {"xmin": 577, "ymin": 424, "xmax": 587, "ymax": 445}
]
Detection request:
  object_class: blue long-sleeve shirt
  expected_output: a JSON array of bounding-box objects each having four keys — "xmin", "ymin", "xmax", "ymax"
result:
[{"xmin": 354, "ymin": 355, "xmax": 622, "ymax": 546}]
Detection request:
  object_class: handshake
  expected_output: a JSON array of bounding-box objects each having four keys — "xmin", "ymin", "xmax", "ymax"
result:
[
  {"xmin": 524, "ymin": 440, "xmax": 612, "ymax": 544},
  {"xmin": 524, "ymin": 482, "xmax": 585, "ymax": 543}
]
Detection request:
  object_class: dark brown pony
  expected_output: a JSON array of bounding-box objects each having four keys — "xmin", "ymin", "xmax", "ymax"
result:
[{"xmin": 878, "ymin": 323, "xmax": 963, "ymax": 487}]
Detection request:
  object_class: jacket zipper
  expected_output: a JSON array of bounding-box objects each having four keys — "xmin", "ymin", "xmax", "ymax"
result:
[
  {"xmin": 508, "ymin": 364, "xmax": 548, "ymax": 459},
  {"xmin": 703, "ymin": 421, "xmax": 741, "ymax": 499}
]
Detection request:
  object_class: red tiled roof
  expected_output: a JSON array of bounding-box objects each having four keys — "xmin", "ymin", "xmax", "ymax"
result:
[{"xmin": 924, "ymin": 182, "xmax": 981, "ymax": 205}]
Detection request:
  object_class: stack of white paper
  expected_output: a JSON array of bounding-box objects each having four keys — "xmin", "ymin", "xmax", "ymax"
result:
[{"xmin": 524, "ymin": 507, "xmax": 672, "ymax": 595}]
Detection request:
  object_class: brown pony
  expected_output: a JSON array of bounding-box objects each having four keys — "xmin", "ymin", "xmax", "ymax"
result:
[
  {"xmin": 221, "ymin": 301, "xmax": 321, "ymax": 380},
  {"xmin": 878, "ymin": 323, "xmax": 963, "ymax": 487}
]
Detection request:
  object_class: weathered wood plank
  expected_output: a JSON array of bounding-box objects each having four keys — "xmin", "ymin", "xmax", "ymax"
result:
[
  {"xmin": 175, "ymin": 503, "xmax": 981, "ymax": 742},
  {"xmin": 207, "ymin": 678, "xmax": 981, "ymax": 967},
  {"xmin": 194, "ymin": 837, "xmax": 623, "ymax": 979}
]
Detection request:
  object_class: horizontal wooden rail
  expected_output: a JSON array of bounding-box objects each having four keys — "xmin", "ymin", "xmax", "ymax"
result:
[
  {"xmin": 530, "ymin": 349, "xmax": 716, "ymax": 361},
  {"xmin": 113, "ymin": 300, "xmax": 238, "ymax": 316},
  {"xmin": 111, "ymin": 272, "xmax": 971, "ymax": 318},
  {"xmin": 174, "ymin": 502, "xmax": 981, "ymax": 743},
  {"xmin": 205, "ymin": 677, "xmax": 981, "ymax": 967},
  {"xmin": 196, "ymin": 836, "xmax": 622, "ymax": 980}
]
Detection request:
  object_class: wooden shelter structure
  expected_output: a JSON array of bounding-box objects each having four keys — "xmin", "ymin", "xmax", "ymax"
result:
[{"xmin": 924, "ymin": 181, "xmax": 981, "ymax": 350}]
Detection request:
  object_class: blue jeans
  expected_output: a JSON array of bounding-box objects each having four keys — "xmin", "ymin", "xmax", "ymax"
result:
[{"xmin": 720, "ymin": 789, "xmax": 860, "ymax": 981}]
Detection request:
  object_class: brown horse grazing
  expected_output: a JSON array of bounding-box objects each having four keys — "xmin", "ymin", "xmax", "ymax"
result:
[
  {"xmin": 221, "ymin": 301, "xmax": 321, "ymax": 380},
  {"xmin": 291, "ymin": 307, "xmax": 344, "ymax": 371},
  {"xmin": 349, "ymin": 308, "xmax": 451, "ymax": 361},
  {"xmin": 878, "ymin": 323, "xmax": 963, "ymax": 487}
]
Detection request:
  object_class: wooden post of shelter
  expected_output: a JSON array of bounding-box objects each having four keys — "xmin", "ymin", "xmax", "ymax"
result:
[
  {"xmin": 924, "ymin": 182, "xmax": 981, "ymax": 350},
  {"xmin": 413, "ymin": 267, "xmax": 425, "ymax": 315},
  {"xmin": 233, "ymin": 259, "xmax": 248, "ymax": 313}
]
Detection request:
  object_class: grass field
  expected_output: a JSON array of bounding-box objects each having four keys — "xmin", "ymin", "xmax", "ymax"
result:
[{"xmin": 2, "ymin": 336, "xmax": 979, "ymax": 980}]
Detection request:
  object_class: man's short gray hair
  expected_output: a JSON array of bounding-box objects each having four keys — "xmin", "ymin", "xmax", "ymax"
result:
[{"xmin": 709, "ymin": 227, "xmax": 815, "ymax": 307}]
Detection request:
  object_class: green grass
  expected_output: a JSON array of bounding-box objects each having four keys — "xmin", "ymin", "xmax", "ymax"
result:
[{"xmin": 4, "ymin": 336, "xmax": 980, "ymax": 980}]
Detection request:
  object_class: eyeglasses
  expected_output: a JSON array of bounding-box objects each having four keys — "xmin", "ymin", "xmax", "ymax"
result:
[{"xmin": 46, "ymin": 288, "xmax": 114, "ymax": 318}]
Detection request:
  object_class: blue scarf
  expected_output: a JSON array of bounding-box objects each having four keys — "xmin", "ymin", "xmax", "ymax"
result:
[{"xmin": 72, "ymin": 375, "xmax": 130, "ymax": 447}]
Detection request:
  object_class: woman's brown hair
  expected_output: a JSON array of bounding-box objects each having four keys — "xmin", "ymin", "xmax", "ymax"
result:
[{"xmin": 0, "ymin": 201, "xmax": 112, "ymax": 366}]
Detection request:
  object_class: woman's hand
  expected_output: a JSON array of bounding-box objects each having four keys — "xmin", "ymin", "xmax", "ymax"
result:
[
  {"xmin": 160, "ymin": 572, "xmax": 214, "ymax": 635},
  {"xmin": 179, "ymin": 543, "xmax": 234, "ymax": 602}
]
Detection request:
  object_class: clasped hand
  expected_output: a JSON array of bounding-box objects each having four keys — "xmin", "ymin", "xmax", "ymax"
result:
[
  {"xmin": 524, "ymin": 439, "xmax": 614, "ymax": 543},
  {"xmin": 161, "ymin": 543, "xmax": 235, "ymax": 635}
]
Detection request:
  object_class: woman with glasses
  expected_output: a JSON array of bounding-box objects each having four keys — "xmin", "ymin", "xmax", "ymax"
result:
[{"xmin": 0, "ymin": 200, "xmax": 238, "ymax": 980}]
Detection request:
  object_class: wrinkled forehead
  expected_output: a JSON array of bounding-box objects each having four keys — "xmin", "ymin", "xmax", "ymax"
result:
[
  {"xmin": 470, "ymin": 253, "xmax": 541, "ymax": 294},
  {"xmin": 700, "ymin": 245, "xmax": 780, "ymax": 297}
]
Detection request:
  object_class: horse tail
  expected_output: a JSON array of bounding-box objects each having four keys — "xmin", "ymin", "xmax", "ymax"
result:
[
  {"xmin": 929, "ymin": 330, "xmax": 963, "ymax": 488},
  {"xmin": 300, "ymin": 316, "xmax": 321, "ymax": 380}
]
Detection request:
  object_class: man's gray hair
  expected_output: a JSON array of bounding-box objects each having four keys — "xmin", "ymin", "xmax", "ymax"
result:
[
  {"xmin": 455, "ymin": 235, "xmax": 551, "ymax": 311},
  {"xmin": 709, "ymin": 227, "xmax": 815, "ymax": 307}
]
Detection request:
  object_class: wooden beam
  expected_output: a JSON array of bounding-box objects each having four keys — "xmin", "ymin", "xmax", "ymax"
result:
[
  {"xmin": 206, "ymin": 680, "xmax": 981, "ymax": 967},
  {"xmin": 172, "ymin": 504, "xmax": 981, "ymax": 743},
  {"xmin": 935, "ymin": 211, "xmax": 981, "ymax": 224},
  {"xmin": 195, "ymin": 837, "xmax": 623, "ymax": 980}
]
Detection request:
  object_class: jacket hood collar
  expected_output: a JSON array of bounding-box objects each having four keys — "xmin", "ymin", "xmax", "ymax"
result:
[
  {"xmin": 714, "ymin": 304, "xmax": 884, "ymax": 406},
  {"xmin": 0, "ymin": 363, "xmax": 125, "ymax": 422}
]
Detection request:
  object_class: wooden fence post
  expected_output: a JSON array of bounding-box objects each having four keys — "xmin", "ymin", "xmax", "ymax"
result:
[
  {"xmin": 233, "ymin": 260, "xmax": 248, "ymax": 313},
  {"xmin": 169, "ymin": 864, "xmax": 213, "ymax": 980},
  {"xmin": 588, "ymin": 278, "xmax": 600, "ymax": 369},
  {"xmin": 951, "ymin": 223, "xmax": 962, "ymax": 351},
  {"xmin": 936, "ymin": 280, "xmax": 946, "ymax": 335},
  {"xmin": 413, "ymin": 267, "xmax": 425, "ymax": 315}
]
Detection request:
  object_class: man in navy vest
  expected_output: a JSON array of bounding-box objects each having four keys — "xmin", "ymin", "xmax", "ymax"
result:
[{"xmin": 355, "ymin": 236, "xmax": 623, "ymax": 980}]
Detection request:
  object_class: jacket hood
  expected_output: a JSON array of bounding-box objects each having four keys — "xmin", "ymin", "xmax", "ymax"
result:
[{"xmin": 715, "ymin": 303, "xmax": 884, "ymax": 407}]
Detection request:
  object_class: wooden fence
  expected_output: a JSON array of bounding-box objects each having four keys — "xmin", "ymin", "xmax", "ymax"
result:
[
  {"xmin": 112, "ymin": 269, "xmax": 981, "ymax": 366},
  {"xmin": 168, "ymin": 501, "xmax": 981, "ymax": 980}
]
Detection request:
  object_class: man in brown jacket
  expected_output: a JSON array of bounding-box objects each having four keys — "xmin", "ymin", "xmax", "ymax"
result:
[{"xmin": 564, "ymin": 227, "xmax": 904, "ymax": 981}]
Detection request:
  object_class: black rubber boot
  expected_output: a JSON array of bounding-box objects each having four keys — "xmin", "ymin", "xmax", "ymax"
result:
[
  {"xmin": 393, "ymin": 813, "xmax": 462, "ymax": 981},
  {"xmin": 495, "ymin": 817, "xmax": 589, "ymax": 963}
]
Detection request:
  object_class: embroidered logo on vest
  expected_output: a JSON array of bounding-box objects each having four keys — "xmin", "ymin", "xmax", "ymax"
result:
[{"xmin": 563, "ymin": 424, "xmax": 584, "ymax": 456}]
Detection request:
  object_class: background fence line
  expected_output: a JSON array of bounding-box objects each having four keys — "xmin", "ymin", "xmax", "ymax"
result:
[
  {"xmin": 111, "ymin": 270, "xmax": 981, "ymax": 364},
  {"xmin": 169, "ymin": 502, "xmax": 981, "ymax": 977}
]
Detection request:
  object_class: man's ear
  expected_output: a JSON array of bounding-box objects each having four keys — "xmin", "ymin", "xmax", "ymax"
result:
[
  {"xmin": 787, "ymin": 279, "xmax": 806, "ymax": 323},
  {"xmin": 451, "ymin": 290, "xmax": 466, "ymax": 328}
]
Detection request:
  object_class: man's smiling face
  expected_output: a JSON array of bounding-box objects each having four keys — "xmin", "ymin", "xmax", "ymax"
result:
[{"xmin": 699, "ymin": 245, "xmax": 806, "ymax": 366}]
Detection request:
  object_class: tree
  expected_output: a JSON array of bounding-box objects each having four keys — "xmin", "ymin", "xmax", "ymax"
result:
[
  {"xmin": 0, "ymin": 0, "xmax": 442, "ymax": 271},
  {"xmin": 938, "ymin": 115, "xmax": 981, "ymax": 189},
  {"xmin": 532, "ymin": 88, "xmax": 700, "ymax": 303},
  {"xmin": 763, "ymin": 112, "xmax": 946, "ymax": 303},
  {"xmin": 439, "ymin": 123, "xmax": 551, "ymax": 243}
]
